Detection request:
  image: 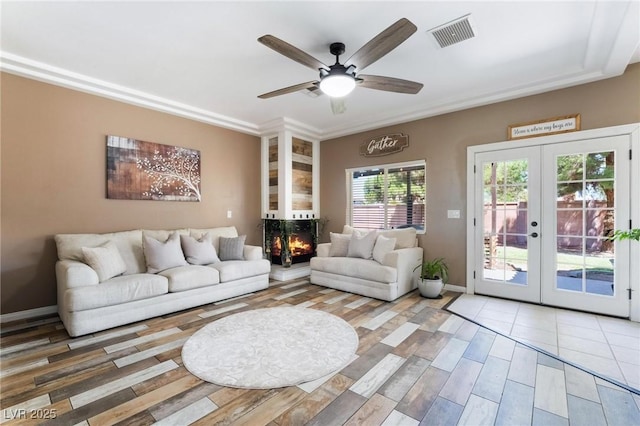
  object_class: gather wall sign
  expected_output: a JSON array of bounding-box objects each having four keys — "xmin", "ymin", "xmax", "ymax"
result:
[{"xmin": 360, "ymin": 133, "xmax": 409, "ymax": 157}]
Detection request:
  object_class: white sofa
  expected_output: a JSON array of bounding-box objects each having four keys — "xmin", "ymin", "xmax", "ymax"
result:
[
  {"xmin": 55, "ymin": 226, "xmax": 270, "ymax": 337},
  {"xmin": 310, "ymin": 226, "xmax": 424, "ymax": 301}
]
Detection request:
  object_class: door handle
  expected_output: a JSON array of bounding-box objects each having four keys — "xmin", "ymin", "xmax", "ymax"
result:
[{"xmin": 530, "ymin": 232, "xmax": 539, "ymax": 238}]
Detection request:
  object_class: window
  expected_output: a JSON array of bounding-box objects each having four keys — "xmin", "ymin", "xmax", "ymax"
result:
[{"xmin": 347, "ymin": 160, "xmax": 426, "ymax": 231}]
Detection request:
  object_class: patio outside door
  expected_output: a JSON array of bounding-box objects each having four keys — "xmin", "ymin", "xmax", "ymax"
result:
[
  {"xmin": 473, "ymin": 136, "xmax": 630, "ymax": 317},
  {"xmin": 474, "ymin": 147, "xmax": 541, "ymax": 304}
]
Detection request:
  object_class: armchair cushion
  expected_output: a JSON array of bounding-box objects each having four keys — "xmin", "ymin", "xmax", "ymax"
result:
[
  {"xmin": 329, "ymin": 232, "xmax": 351, "ymax": 257},
  {"xmin": 347, "ymin": 230, "xmax": 377, "ymax": 259},
  {"xmin": 372, "ymin": 235, "xmax": 397, "ymax": 264},
  {"xmin": 311, "ymin": 256, "xmax": 397, "ymax": 283},
  {"xmin": 343, "ymin": 225, "xmax": 417, "ymax": 249}
]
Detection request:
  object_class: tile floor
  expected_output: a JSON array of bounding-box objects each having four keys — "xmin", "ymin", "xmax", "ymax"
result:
[{"xmin": 447, "ymin": 294, "xmax": 640, "ymax": 392}]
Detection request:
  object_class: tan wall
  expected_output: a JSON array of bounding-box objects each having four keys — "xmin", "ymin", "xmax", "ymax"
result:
[
  {"xmin": 320, "ymin": 63, "xmax": 640, "ymax": 287},
  {"xmin": 2, "ymin": 64, "xmax": 639, "ymax": 313},
  {"xmin": 1, "ymin": 73, "xmax": 262, "ymax": 314}
]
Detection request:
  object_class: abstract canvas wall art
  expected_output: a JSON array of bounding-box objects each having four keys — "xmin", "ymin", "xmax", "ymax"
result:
[{"xmin": 107, "ymin": 135, "xmax": 201, "ymax": 201}]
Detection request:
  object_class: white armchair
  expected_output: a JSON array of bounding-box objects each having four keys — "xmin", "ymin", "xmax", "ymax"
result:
[{"xmin": 310, "ymin": 226, "xmax": 423, "ymax": 301}]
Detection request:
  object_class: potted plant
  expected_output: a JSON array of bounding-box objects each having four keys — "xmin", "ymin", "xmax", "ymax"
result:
[{"xmin": 414, "ymin": 257, "xmax": 449, "ymax": 298}]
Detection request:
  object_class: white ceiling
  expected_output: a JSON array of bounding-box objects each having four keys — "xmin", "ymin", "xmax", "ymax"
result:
[{"xmin": 1, "ymin": 1, "xmax": 638, "ymax": 140}]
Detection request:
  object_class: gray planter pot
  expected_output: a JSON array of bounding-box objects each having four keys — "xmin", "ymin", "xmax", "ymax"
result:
[{"xmin": 418, "ymin": 278, "xmax": 444, "ymax": 298}]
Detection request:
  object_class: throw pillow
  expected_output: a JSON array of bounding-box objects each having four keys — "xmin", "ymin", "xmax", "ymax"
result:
[
  {"xmin": 372, "ymin": 235, "xmax": 397, "ymax": 264},
  {"xmin": 219, "ymin": 235, "xmax": 246, "ymax": 261},
  {"xmin": 329, "ymin": 232, "xmax": 351, "ymax": 257},
  {"xmin": 180, "ymin": 232, "xmax": 220, "ymax": 265},
  {"xmin": 82, "ymin": 241, "xmax": 127, "ymax": 282},
  {"xmin": 347, "ymin": 230, "xmax": 378, "ymax": 259},
  {"xmin": 143, "ymin": 232, "xmax": 188, "ymax": 273}
]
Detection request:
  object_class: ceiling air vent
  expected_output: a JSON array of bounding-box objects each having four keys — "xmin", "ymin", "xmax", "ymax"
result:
[{"xmin": 429, "ymin": 14, "xmax": 475, "ymax": 48}]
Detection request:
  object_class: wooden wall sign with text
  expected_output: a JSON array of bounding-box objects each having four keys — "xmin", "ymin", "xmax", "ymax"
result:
[
  {"xmin": 360, "ymin": 133, "xmax": 409, "ymax": 157},
  {"xmin": 507, "ymin": 114, "xmax": 581, "ymax": 140}
]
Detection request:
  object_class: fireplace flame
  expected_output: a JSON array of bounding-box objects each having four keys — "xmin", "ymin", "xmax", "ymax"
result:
[
  {"xmin": 289, "ymin": 235, "xmax": 313, "ymax": 255},
  {"xmin": 273, "ymin": 234, "xmax": 313, "ymax": 257}
]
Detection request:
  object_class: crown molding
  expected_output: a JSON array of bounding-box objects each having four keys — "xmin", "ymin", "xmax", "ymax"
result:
[
  {"xmin": 0, "ymin": 52, "xmax": 261, "ymax": 136},
  {"xmin": 258, "ymin": 117, "xmax": 322, "ymax": 141},
  {"xmin": 318, "ymin": 66, "xmax": 617, "ymax": 140}
]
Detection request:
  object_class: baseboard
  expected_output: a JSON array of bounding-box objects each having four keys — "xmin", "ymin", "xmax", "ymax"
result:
[
  {"xmin": 444, "ymin": 284, "xmax": 466, "ymax": 293},
  {"xmin": 0, "ymin": 305, "xmax": 58, "ymax": 324}
]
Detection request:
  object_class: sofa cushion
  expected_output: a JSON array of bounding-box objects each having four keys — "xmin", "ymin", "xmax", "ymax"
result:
[
  {"xmin": 211, "ymin": 259, "xmax": 271, "ymax": 282},
  {"xmin": 143, "ymin": 232, "xmax": 188, "ymax": 273},
  {"xmin": 219, "ymin": 235, "xmax": 246, "ymax": 261},
  {"xmin": 65, "ymin": 273, "xmax": 168, "ymax": 312},
  {"xmin": 329, "ymin": 232, "xmax": 351, "ymax": 257},
  {"xmin": 347, "ymin": 230, "xmax": 377, "ymax": 259},
  {"xmin": 159, "ymin": 265, "xmax": 220, "ymax": 292},
  {"xmin": 55, "ymin": 230, "xmax": 145, "ymax": 274},
  {"xmin": 310, "ymin": 257, "xmax": 397, "ymax": 283},
  {"xmin": 81, "ymin": 241, "xmax": 127, "ymax": 282},
  {"xmin": 181, "ymin": 233, "xmax": 220, "ymax": 265},
  {"xmin": 372, "ymin": 235, "xmax": 397, "ymax": 264}
]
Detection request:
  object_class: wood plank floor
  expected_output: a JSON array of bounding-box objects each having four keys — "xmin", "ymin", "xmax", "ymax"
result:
[{"xmin": 1, "ymin": 279, "xmax": 639, "ymax": 425}]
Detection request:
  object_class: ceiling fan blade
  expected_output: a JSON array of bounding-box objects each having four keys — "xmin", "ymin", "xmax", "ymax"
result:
[
  {"xmin": 258, "ymin": 81, "xmax": 319, "ymax": 99},
  {"xmin": 258, "ymin": 35, "xmax": 329, "ymax": 71},
  {"xmin": 345, "ymin": 18, "xmax": 417, "ymax": 71},
  {"xmin": 358, "ymin": 75, "xmax": 423, "ymax": 94}
]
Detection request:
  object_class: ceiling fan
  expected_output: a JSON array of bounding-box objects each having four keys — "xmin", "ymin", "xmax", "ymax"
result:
[{"xmin": 257, "ymin": 18, "xmax": 424, "ymax": 103}]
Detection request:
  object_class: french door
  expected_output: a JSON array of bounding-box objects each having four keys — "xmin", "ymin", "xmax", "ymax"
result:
[{"xmin": 473, "ymin": 136, "xmax": 631, "ymax": 317}]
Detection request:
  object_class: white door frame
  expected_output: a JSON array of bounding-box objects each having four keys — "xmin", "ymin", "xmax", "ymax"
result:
[{"xmin": 466, "ymin": 123, "xmax": 640, "ymax": 321}]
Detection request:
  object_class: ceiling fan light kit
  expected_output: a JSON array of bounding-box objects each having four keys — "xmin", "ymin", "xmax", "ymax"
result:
[
  {"xmin": 319, "ymin": 66, "xmax": 357, "ymax": 98},
  {"xmin": 319, "ymin": 74, "xmax": 356, "ymax": 97}
]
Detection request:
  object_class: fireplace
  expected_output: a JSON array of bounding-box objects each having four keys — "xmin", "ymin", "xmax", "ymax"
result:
[{"xmin": 264, "ymin": 219, "xmax": 316, "ymax": 265}]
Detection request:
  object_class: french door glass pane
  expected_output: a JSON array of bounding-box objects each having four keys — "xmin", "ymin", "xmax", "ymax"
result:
[
  {"xmin": 482, "ymin": 159, "xmax": 529, "ymax": 285},
  {"xmin": 555, "ymin": 152, "xmax": 615, "ymax": 296},
  {"xmin": 557, "ymin": 154, "xmax": 583, "ymax": 181},
  {"xmin": 557, "ymin": 209, "xmax": 583, "ymax": 235},
  {"xmin": 586, "ymin": 152, "xmax": 615, "ymax": 179}
]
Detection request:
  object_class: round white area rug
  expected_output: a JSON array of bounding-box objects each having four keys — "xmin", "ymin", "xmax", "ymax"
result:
[{"xmin": 181, "ymin": 306, "xmax": 359, "ymax": 389}]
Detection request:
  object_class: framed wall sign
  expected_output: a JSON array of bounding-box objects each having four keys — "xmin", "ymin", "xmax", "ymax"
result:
[
  {"xmin": 508, "ymin": 114, "xmax": 581, "ymax": 140},
  {"xmin": 360, "ymin": 133, "xmax": 409, "ymax": 157}
]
